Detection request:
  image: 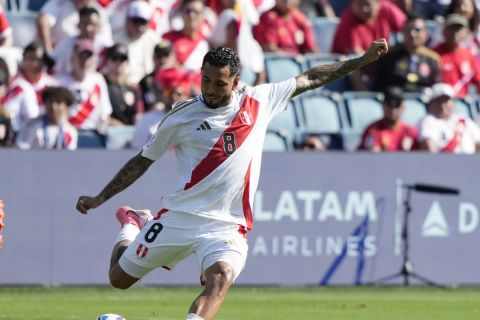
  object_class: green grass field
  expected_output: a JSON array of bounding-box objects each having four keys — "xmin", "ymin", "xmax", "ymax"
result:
[{"xmin": 1, "ymin": 286, "xmax": 479, "ymax": 320}]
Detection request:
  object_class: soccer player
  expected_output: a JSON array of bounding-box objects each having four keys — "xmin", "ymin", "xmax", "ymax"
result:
[{"xmin": 76, "ymin": 39, "xmax": 388, "ymax": 320}]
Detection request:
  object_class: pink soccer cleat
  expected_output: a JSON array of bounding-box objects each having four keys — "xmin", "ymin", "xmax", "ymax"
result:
[{"xmin": 116, "ymin": 206, "xmax": 153, "ymax": 229}]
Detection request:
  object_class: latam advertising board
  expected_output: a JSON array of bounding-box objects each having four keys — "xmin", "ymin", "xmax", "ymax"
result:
[{"xmin": 0, "ymin": 150, "xmax": 479, "ymax": 286}]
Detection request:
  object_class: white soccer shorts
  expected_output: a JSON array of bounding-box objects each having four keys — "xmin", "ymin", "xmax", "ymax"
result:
[{"xmin": 119, "ymin": 213, "xmax": 248, "ymax": 282}]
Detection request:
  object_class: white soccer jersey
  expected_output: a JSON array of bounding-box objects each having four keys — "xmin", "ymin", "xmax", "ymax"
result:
[
  {"xmin": 142, "ymin": 78, "xmax": 296, "ymax": 230},
  {"xmin": 419, "ymin": 113, "xmax": 480, "ymax": 154},
  {"xmin": 58, "ymin": 72, "xmax": 112, "ymax": 130}
]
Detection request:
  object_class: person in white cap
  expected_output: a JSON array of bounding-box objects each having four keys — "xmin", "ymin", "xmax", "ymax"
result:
[
  {"xmin": 113, "ymin": 0, "xmax": 160, "ymax": 84},
  {"xmin": 418, "ymin": 82, "xmax": 480, "ymax": 153}
]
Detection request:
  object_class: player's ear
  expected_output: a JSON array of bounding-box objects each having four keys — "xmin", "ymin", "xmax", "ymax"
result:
[{"xmin": 233, "ymin": 75, "xmax": 240, "ymax": 89}]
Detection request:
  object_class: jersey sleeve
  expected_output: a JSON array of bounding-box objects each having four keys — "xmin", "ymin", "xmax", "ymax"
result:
[
  {"xmin": 255, "ymin": 78, "xmax": 297, "ymax": 120},
  {"xmin": 141, "ymin": 112, "xmax": 180, "ymax": 160}
]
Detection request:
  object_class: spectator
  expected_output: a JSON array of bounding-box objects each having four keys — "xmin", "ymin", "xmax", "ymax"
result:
[
  {"xmin": 332, "ymin": 0, "xmax": 406, "ymax": 90},
  {"xmin": 434, "ymin": 14, "xmax": 480, "ymax": 97},
  {"xmin": 0, "ymin": 3, "xmax": 12, "ymax": 47},
  {"xmin": 15, "ymin": 86, "xmax": 78, "ymax": 150},
  {"xmin": 58, "ymin": 39, "xmax": 112, "ymax": 132},
  {"xmin": 445, "ymin": 0, "xmax": 480, "ymax": 60},
  {"xmin": 296, "ymin": 133, "xmax": 327, "ymax": 152},
  {"xmin": 0, "ymin": 66, "xmax": 13, "ymax": 147},
  {"xmin": 332, "ymin": 0, "xmax": 406, "ymax": 55},
  {"xmin": 358, "ymin": 85, "xmax": 417, "ymax": 151},
  {"xmin": 37, "ymin": 0, "xmax": 112, "ymax": 52},
  {"xmin": 103, "ymin": 44, "xmax": 140, "ymax": 126},
  {"xmin": 138, "ymin": 41, "xmax": 170, "ymax": 112},
  {"xmin": 374, "ymin": 14, "xmax": 440, "ymax": 92},
  {"xmin": 253, "ymin": 0, "xmax": 318, "ymax": 55},
  {"xmin": 418, "ymin": 82, "xmax": 480, "ymax": 153},
  {"xmin": 18, "ymin": 42, "xmax": 58, "ymax": 107},
  {"xmin": 109, "ymin": 0, "xmax": 174, "ymax": 37},
  {"xmin": 113, "ymin": 0, "xmax": 160, "ymax": 84},
  {"xmin": 209, "ymin": 9, "xmax": 266, "ymax": 85},
  {"xmin": 163, "ymin": 0, "xmax": 210, "ymax": 73},
  {"xmin": 53, "ymin": 6, "xmax": 113, "ymax": 76}
]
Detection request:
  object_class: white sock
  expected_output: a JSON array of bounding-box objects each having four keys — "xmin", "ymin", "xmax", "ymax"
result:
[
  {"xmin": 115, "ymin": 223, "xmax": 140, "ymax": 243},
  {"xmin": 186, "ymin": 313, "xmax": 204, "ymax": 320}
]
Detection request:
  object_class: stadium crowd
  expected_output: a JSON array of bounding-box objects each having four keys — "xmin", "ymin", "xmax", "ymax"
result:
[{"xmin": 0, "ymin": 0, "xmax": 480, "ymax": 153}]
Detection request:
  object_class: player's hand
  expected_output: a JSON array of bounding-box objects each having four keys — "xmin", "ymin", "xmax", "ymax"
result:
[
  {"xmin": 76, "ymin": 196, "xmax": 102, "ymax": 215},
  {"xmin": 363, "ymin": 39, "xmax": 388, "ymax": 64}
]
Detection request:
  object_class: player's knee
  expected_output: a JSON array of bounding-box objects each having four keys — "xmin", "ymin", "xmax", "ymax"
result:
[
  {"xmin": 109, "ymin": 267, "xmax": 135, "ymax": 290},
  {"xmin": 207, "ymin": 263, "xmax": 235, "ymax": 289}
]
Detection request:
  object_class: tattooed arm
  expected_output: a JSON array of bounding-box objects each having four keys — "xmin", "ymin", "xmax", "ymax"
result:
[
  {"xmin": 292, "ymin": 39, "xmax": 388, "ymax": 98},
  {"xmin": 76, "ymin": 152, "xmax": 154, "ymax": 214}
]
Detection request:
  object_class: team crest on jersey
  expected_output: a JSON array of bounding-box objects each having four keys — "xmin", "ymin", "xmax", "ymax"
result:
[
  {"xmin": 136, "ymin": 244, "xmax": 148, "ymax": 258},
  {"xmin": 239, "ymin": 111, "xmax": 252, "ymax": 125}
]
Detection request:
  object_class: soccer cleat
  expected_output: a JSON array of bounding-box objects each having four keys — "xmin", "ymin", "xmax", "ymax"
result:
[{"xmin": 115, "ymin": 206, "xmax": 152, "ymax": 229}]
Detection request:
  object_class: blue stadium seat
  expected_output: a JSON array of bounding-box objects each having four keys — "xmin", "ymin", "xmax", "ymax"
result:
[
  {"xmin": 340, "ymin": 129, "xmax": 362, "ymax": 152},
  {"xmin": 294, "ymin": 130, "xmax": 344, "ymax": 151},
  {"xmin": 311, "ymin": 17, "xmax": 339, "ymax": 53},
  {"xmin": 240, "ymin": 67, "xmax": 257, "ymax": 85},
  {"xmin": 454, "ymin": 98, "xmax": 475, "ymax": 118},
  {"xmin": 268, "ymin": 99, "xmax": 300, "ymax": 134},
  {"xmin": 105, "ymin": 126, "xmax": 136, "ymax": 150},
  {"xmin": 343, "ymin": 91, "xmax": 383, "ymax": 131},
  {"xmin": 6, "ymin": 12, "xmax": 37, "ymax": 48},
  {"xmin": 263, "ymin": 130, "xmax": 291, "ymax": 152},
  {"xmin": 402, "ymin": 93, "xmax": 427, "ymax": 126},
  {"xmin": 425, "ymin": 19, "xmax": 442, "ymax": 46},
  {"xmin": 77, "ymin": 130, "xmax": 106, "ymax": 149},
  {"xmin": 6, "ymin": 0, "xmax": 47, "ymax": 12},
  {"xmin": 299, "ymin": 92, "xmax": 345, "ymax": 132},
  {"xmin": 264, "ymin": 53, "xmax": 304, "ymax": 83}
]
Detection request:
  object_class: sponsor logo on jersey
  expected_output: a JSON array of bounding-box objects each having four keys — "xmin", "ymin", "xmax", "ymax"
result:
[{"xmin": 196, "ymin": 121, "xmax": 212, "ymax": 131}]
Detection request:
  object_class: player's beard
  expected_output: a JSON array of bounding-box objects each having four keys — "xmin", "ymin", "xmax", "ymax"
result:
[{"xmin": 202, "ymin": 92, "xmax": 231, "ymax": 109}]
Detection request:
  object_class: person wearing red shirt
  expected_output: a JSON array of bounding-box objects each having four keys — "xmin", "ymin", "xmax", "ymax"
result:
[
  {"xmin": 358, "ymin": 85, "xmax": 417, "ymax": 152},
  {"xmin": 433, "ymin": 14, "xmax": 480, "ymax": 97},
  {"xmin": 332, "ymin": 0, "xmax": 406, "ymax": 55},
  {"xmin": 162, "ymin": 0, "xmax": 210, "ymax": 73},
  {"xmin": 332, "ymin": 0, "xmax": 406, "ymax": 90},
  {"xmin": 253, "ymin": 0, "xmax": 318, "ymax": 55}
]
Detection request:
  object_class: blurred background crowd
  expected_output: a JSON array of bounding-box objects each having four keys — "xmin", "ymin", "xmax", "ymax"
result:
[{"xmin": 1, "ymin": 0, "xmax": 480, "ymax": 153}]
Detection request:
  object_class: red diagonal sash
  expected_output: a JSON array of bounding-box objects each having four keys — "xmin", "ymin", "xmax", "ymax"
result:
[
  {"xmin": 184, "ymin": 96, "xmax": 260, "ymax": 190},
  {"xmin": 68, "ymin": 84, "xmax": 100, "ymax": 127},
  {"xmin": 442, "ymin": 118, "xmax": 466, "ymax": 152}
]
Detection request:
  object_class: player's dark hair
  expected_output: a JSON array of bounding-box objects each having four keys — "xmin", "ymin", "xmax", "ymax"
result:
[
  {"xmin": 201, "ymin": 47, "xmax": 240, "ymax": 77},
  {"xmin": 79, "ymin": 6, "xmax": 100, "ymax": 18},
  {"xmin": 42, "ymin": 86, "xmax": 75, "ymax": 106}
]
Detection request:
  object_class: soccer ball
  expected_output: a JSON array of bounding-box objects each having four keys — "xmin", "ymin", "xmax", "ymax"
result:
[{"xmin": 96, "ymin": 314, "xmax": 126, "ymax": 320}]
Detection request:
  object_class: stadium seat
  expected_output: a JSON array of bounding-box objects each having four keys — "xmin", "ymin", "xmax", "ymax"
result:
[
  {"xmin": 105, "ymin": 126, "xmax": 136, "ymax": 150},
  {"xmin": 263, "ymin": 130, "xmax": 291, "ymax": 152},
  {"xmin": 425, "ymin": 19, "xmax": 442, "ymax": 47},
  {"xmin": 340, "ymin": 129, "xmax": 363, "ymax": 152},
  {"xmin": 77, "ymin": 130, "xmax": 106, "ymax": 149},
  {"xmin": 402, "ymin": 93, "xmax": 427, "ymax": 126},
  {"xmin": 454, "ymin": 98, "xmax": 475, "ymax": 118},
  {"xmin": 299, "ymin": 92, "xmax": 345, "ymax": 132},
  {"xmin": 6, "ymin": 0, "xmax": 47, "ymax": 12},
  {"xmin": 6, "ymin": 12, "xmax": 37, "ymax": 48},
  {"xmin": 311, "ymin": 17, "xmax": 339, "ymax": 53},
  {"xmin": 240, "ymin": 67, "xmax": 257, "ymax": 85},
  {"xmin": 342, "ymin": 91, "xmax": 383, "ymax": 131},
  {"xmin": 264, "ymin": 53, "xmax": 304, "ymax": 83},
  {"xmin": 268, "ymin": 100, "xmax": 300, "ymax": 134}
]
